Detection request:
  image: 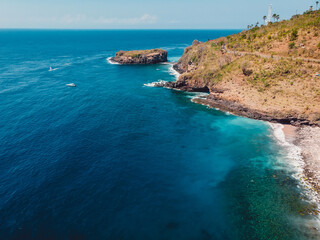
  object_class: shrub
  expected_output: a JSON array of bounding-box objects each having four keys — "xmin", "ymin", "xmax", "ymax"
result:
[
  {"xmin": 289, "ymin": 42, "xmax": 295, "ymax": 49},
  {"xmin": 290, "ymin": 29, "xmax": 298, "ymax": 41},
  {"xmin": 317, "ymin": 42, "xmax": 320, "ymax": 49},
  {"xmin": 241, "ymin": 61, "xmax": 253, "ymax": 76}
]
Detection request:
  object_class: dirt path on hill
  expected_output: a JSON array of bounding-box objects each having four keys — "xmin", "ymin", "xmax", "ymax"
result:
[{"xmin": 223, "ymin": 45, "xmax": 320, "ymax": 64}]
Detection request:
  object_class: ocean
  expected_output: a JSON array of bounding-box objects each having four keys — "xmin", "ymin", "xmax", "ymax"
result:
[{"xmin": 0, "ymin": 30, "xmax": 318, "ymax": 239}]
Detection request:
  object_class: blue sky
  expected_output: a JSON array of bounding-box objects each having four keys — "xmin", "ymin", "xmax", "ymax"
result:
[{"xmin": 0, "ymin": 0, "xmax": 317, "ymax": 29}]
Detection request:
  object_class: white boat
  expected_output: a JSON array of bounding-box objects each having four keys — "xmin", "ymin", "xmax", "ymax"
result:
[{"xmin": 66, "ymin": 83, "xmax": 76, "ymax": 87}]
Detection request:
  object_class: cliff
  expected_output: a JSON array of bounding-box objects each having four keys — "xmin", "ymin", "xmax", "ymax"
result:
[
  {"xmin": 111, "ymin": 49, "xmax": 167, "ymax": 64},
  {"xmin": 163, "ymin": 11, "xmax": 320, "ymax": 126}
]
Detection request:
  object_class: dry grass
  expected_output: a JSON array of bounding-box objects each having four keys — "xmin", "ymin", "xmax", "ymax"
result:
[{"xmin": 175, "ymin": 12, "xmax": 320, "ymax": 123}]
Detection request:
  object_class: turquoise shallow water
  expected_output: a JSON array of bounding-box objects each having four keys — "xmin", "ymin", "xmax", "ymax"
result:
[{"xmin": 0, "ymin": 30, "xmax": 318, "ymax": 239}]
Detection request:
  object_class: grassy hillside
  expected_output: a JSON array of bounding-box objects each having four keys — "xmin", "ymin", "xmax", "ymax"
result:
[
  {"xmin": 227, "ymin": 10, "xmax": 320, "ymax": 59},
  {"xmin": 174, "ymin": 11, "xmax": 320, "ymax": 125}
]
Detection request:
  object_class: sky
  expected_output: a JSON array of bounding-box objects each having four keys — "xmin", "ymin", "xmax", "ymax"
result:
[{"xmin": 0, "ymin": 0, "xmax": 317, "ymax": 29}]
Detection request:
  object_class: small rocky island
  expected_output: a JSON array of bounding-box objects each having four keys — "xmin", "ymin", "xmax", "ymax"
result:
[{"xmin": 111, "ymin": 49, "xmax": 167, "ymax": 64}]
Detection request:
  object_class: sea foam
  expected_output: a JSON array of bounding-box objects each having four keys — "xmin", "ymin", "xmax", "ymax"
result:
[
  {"xmin": 143, "ymin": 80, "xmax": 168, "ymax": 87},
  {"xmin": 106, "ymin": 57, "xmax": 119, "ymax": 65},
  {"xmin": 269, "ymin": 123, "xmax": 320, "ymax": 220}
]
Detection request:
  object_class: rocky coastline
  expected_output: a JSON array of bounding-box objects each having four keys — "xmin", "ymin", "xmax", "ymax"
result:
[
  {"xmin": 111, "ymin": 49, "xmax": 167, "ymax": 64},
  {"xmin": 156, "ymin": 63, "xmax": 319, "ymax": 127},
  {"xmin": 157, "ymin": 81, "xmax": 316, "ymax": 126},
  {"xmin": 152, "ymin": 37, "xmax": 320, "ymax": 127}
]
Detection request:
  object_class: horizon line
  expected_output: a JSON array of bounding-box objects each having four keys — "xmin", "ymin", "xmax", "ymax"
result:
[{"xmin": 0, "ymin": 28, "xmax": 244, "ymax": 31}]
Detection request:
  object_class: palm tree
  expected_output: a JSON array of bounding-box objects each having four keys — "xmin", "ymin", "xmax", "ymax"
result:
[
  {"xmin": 263, "ymin": 16, "xmax": 267, "ymax": 23},
  {"xmin": 272, "ymin": 13, "xmax": 277, "ymax": 22},
  {"xmin": 316, "ymin": 1, "xmax": 319, "ymax": 10},
  {"xmin": 276, "ymin": 15, "xmax": 280, "ymax": 22},
  {"xmin": 256, "ymin": 22, "xmax": 259, "ymax": 27}
]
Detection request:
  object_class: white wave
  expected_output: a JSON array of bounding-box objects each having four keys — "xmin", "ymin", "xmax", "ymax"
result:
[
  {"xmin": 168, "ymin": 65, "xmax": 180, "ymax": 79},
  {"xmin": 269, "ymin": 123, "xmax": 320, "ymax": 219},
  {"xmin": 187, "ymin": 92, "xmax": 209, "ymax": 100},
  {"xmin": 143, "ymin": 80, "xmax": 168, "ymax": 87},
  {"xmin": 106, "ymin": 57, "xmax": 119, "ymax": 65},
  {"xmin": 269, "ymin": 123, "xmax": 303, "ymax": 170}
]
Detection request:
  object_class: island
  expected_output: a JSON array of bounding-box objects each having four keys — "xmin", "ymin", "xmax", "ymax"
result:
[{"xmin": 110, "ymin": 49, "xmax": 167, "ymax": 64}]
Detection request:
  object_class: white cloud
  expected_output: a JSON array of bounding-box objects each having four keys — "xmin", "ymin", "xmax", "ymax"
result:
[
  {"xmin": 93, "ymin": 14, "xmax": 157, "ymax": 25},
  {"xmin": 58, "ymin": 14, "xmax": 157, "ymax": 26},
  {"xmin": 60, "ymin": 14, "xmax": 87, "ymax": 24}
]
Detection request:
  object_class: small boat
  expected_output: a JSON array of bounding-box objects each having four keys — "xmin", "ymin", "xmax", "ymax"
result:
[{"xmin": 66, "ymin": 83, "xmax": 76, "ymax": 87}]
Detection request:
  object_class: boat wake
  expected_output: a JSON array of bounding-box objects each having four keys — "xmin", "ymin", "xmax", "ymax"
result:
[{"xmin": 49, "ymin": 67, "xmax": 59, "ymax": 72}]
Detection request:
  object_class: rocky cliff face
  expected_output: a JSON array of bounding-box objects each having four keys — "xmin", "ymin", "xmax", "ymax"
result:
[
  {"xmin": 111, "ymin": 49, "xmax": 167, "ymax": 64},
  {"xmin": 159, "ymin": 35, "xmax": 320, "ymax": 126}
]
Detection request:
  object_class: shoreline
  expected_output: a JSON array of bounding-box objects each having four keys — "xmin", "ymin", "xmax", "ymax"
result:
[
  {"xmin": 293, "ymin": 126, "xmax": 320, "ymax": 203},
  {"xmin": 269, "ymin": 123, "xmax": 320, "ymax": 216},
  {"xmin": 170, "ymin": 65, "xmax": 320, "ymax": 216},
  {"xmin": 190, "ymin": 94, "xmax": 318, "ymax": 127}
]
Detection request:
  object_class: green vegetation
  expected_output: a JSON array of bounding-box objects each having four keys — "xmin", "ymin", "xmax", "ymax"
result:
[
  {"xmin": 117, "ymin": 49, "xmax": 165, "ymax": 58},
  {"xmin": 173, "ymin": 9, "xmax": 320, "ymax": 125},
  {"xmin": 225, "ymin": 10, "xmax": 320, "ymax": 58},
  {"xmin": 290, "ymin": 29, "xmax": 298, "ymax": 41},
  {"xmin": 289, "ymin": 42, "xmax": 295, "ymax": 49}
]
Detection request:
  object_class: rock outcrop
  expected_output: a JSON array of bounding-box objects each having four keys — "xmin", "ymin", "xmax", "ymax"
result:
[{"xmin": 111, "ymin": 49, "xmax": 167, "ymax": 64}]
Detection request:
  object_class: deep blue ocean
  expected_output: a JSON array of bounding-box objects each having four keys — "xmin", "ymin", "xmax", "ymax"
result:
[{"xmin": 0, "ymin": 30, "xmax": 318, "ymax": 240}]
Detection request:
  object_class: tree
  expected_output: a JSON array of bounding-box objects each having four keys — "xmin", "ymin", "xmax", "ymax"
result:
[
  {"xmin": 316, "ymin": 1, "xmax": 319, "ymax": 10},
  {"xmin": 276, "ymin": 15, "xmax": 280, "ymax": 22},
  {"xmin": 263, "ymin": 15, "xmax": 267, "ymax": 23},
  {"xmin": 272, "ymin": 13, "xmax": 277, "ymax": 22},
  {"xmin": 256, "ymin": 22, "xmax": 259, "ymax": 27}
]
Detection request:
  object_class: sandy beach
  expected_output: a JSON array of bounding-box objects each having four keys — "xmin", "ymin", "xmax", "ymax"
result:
[
  {"xmin": 280, "ymin": 124, "xmax": 320, "ymax": 213},
  {"xmin": 294, "ymin": 127, "xmax": 320, "ymax": 196}
]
